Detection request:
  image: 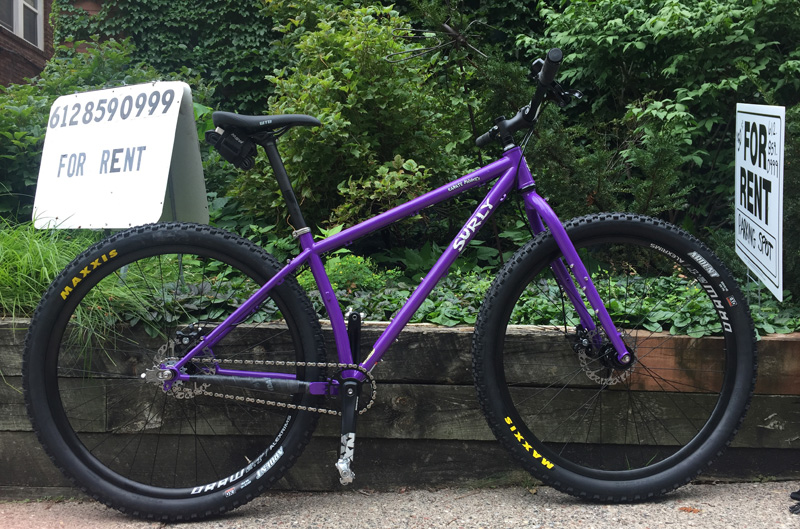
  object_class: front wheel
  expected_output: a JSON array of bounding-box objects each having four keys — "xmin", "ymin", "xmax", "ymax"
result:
[
  {"xmin": 472, "ymin": 213, "xmax": 757, "ymax": 501},
  {"xmin": 23, "ymin": 223, "xmax": 326, "ymax": 520}
]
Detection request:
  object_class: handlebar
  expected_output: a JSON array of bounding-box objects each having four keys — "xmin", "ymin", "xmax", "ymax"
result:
[
  {"xmin": 476, "ymin": 47, "xmax": 575, "ymax": 149},
  {"xmin": 538, "ymin": 48, "xmax": 563, "ymax": 86},
  {"xmin": 475, "ymin": 128, "xmax": 495, "ymax": 149}
]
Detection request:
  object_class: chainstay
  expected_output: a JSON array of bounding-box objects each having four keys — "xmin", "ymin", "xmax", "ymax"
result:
[{"xmin": 190, "ymin": 357, "xmax": 377, "ymax": 416}]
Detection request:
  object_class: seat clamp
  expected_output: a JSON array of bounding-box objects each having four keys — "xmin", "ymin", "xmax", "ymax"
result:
[{"xmin": 292, "ymin": 227, "xmax": 312, "ymax": 239}]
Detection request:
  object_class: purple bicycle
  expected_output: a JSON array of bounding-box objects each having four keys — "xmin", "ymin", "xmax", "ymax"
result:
[{"xmin": 24, "ymin": 49, "xmax": 756, "ymax": 520}]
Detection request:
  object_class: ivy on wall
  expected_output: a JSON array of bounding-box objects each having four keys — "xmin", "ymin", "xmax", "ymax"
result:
[{"xmin": 53, "ymin": 0, "xmax": 280, "ymax": 113}]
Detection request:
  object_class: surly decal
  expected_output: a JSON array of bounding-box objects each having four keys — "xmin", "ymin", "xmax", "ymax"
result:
[
  {"xmin": 60, "ymin": 249, "xmax": 119, "ymax": 300},
  {"xmin": 453, "ymin": 199, "xmax": 493, "ymax": 252},
  {"xmin": 504, "ymin": 417, "xmax": 554, "ymax": 470}
]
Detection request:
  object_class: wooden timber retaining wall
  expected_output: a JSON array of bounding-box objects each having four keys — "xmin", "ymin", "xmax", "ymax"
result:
[{"xmin": 1, "ymin": 319, "xmax": 800, "ymax": 498}]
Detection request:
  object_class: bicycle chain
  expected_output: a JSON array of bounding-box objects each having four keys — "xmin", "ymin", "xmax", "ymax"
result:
[{"xmin": 170, "ymin": 355, "xmax": 377, "ymax": 417}]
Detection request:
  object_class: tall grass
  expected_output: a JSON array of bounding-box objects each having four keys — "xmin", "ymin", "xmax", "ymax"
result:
[{"xmin": 0, "ymin": 221, "xmax": 101, "ymax": 319}]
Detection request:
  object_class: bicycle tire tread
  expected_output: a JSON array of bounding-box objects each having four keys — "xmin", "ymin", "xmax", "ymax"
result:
[
  {"xmin": 23, "ymin": 222, "xmax": 327, "ymax": 522},
  {"xmin": 471, "ymin": 212, "xmax": 757, "ymax": 502}
]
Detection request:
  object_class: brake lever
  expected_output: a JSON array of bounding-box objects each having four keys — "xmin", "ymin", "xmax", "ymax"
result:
[{"xmin": 549, "ymin": 81, "xmax": 584, "ymax": 107}]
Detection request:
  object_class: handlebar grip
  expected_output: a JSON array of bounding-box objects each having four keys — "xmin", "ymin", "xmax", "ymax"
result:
[
  {"xmin": 538, "ymin": 48, "xmax": 563, "ymax": 86},
  {"xmin": 475, "ymin": 129, "xmax": 495, "ymax": 148}
]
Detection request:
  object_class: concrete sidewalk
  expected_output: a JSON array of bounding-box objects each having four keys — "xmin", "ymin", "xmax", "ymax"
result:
[{"xmin": 2, "ymin": 481, "xmax": 799, "ymax": 529}]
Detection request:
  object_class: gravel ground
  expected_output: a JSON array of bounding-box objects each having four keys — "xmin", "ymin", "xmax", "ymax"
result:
[{"xmin": 2, "ymin": 482, "xmax": 800, "ymax": 529}]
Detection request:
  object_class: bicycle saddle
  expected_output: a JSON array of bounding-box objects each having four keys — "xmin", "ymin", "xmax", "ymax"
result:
[{"xmin": 211, "ymin": 111, "xmax": 321, "ymax": 135}]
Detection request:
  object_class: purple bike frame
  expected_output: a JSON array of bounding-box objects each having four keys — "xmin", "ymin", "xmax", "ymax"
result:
[{"xmin": 171, "ymin": 147, "xmax": 630, "ymax": 392}]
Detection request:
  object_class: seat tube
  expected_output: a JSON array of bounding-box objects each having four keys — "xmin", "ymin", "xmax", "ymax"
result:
[
  {"xmin": 261, "ymin": 139, "xmax": 354, "ymax": 367},
  {"xmin": 307, "ymin": 251, "xmax": 354, "ymax": 366}
]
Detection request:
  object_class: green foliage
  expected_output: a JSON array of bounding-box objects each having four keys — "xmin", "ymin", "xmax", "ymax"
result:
[
  {"xmin": 518, "ymin": 0, "xmax": 800, "ymax": 230},
  {"xmin": 333, "ymin": 155, "xmax": 432, "ymax": 227},
  {"xmin": 21, "ymin": 0, "xmax": 797, "ymax": 334},
  {"xmin": 520, "ymin": 104, "xmax": 689, "ymax": 224},
  {"xmin": 298, "ymin": 253, "xmax": 401, "ymax": 295},
  {"xmin": 372, "ymin": 240, "xmax": 445, "ymax": 281},
  {"xmin": 206, "ymin": 192, "xmax": 300, "ymax": 263},
  {"xmin": 506, "ymin": 271, "xmax": 734, "ymax": 337},
  {"xmin": 233, "ymin": 1, "xmax": 475, "ymax": 231},
  {"xmin": 779, "ymin": 104, "xmax": 800, "ymax": 298},
  {"xmin": 411, "ymin": 271, "xmax": 492, "ymax": 326},
  {"xmin": 299, "ymin": 256, "xmax": 492, "ymax": 326},
  {"xmin": 0, "ymin": 221, "xmax": 101, "ymax": 317},
  {"xmin": 52, "ymin": 0, "xmax": 279, "ymax": 113},
  {"xmin": 294, "ymin": 255, "xmax": 797, "ymax": 335},
  {"xmin": 742, "ymin": 284, "xmax": 800, "ymax": 336}
]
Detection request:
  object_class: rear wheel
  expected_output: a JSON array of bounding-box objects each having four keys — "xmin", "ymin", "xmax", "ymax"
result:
[
  {"xmin": 24, "ymin": 223, "xmax": 326, "ymax": 520},
  {"xmin": 473, "ymin": 213, "xmax": 757, "ymax": 500}
]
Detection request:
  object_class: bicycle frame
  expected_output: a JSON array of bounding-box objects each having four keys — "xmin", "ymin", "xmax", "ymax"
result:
[{"xmin": 171, "ymin": 146, "xmax": 631, "ymax": 392}]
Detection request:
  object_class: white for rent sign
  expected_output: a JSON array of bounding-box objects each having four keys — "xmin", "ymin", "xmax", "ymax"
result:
[
  {"xmin": 735, "ymin": 103, "xmax": 784, "ymax": 301},
  {"xmin": 33, "ymin": 81, "xmax": 208, "ymax": 229}
]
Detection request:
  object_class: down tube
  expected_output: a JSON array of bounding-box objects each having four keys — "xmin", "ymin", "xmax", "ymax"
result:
[{"xmin": 361, "ymin": 167, "xmax": 518, "ymax": 372}]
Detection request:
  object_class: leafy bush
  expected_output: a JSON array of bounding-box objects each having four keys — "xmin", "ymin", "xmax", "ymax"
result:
[
  {"xmin": 1, "ymin": 219, "xmax": 792, "ymax": 337},
  {"xmin": 296, "ymin": 255, "xmax": 796, "ymax": 335},
  {"xmin": 232, "ymin": 1, "xmax": 476, "ymax": 234},
  {"xmin": 519, "ymin": 0, "xmax": 800, "ymax": 231},
  {"xmin": 299, "ymin": 256, "xmax": 492, "ymax": 326},
  {"xmin": 298, "ymin": 253, "xmax": 402, "ymax": 295}
]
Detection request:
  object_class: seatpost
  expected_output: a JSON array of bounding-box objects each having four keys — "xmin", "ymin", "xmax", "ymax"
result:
[{"xmin": 260, "ymin": 137, "xmax": 309, "ymax": 232}]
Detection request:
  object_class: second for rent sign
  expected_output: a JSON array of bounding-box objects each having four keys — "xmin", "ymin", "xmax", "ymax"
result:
[{"xmin": 735, "ymin": 103, "xmax": 784, "ymax": 301}]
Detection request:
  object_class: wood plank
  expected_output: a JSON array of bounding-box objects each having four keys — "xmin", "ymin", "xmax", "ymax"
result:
[
  {"xmin": 0, "ymin": 319, "xmax": 28, "ymax": 375},
  {"xmin": 5, "ymin": 321, "xmax": 800, "ymax": 449},
  {"xmin": 4, "ymin": 321, "xmax": 797, "ymax": 393},
  {"xmin": 0, "ymin": 376, "xmax": 28, "ymax": 431},
  {"xmin": 9, "ymin": 374, "xmax": 800, "ymax": 451},
  {"xmin": 0, "ymin": 431, "xmax": 73, "ymax": 489},
  {"xmin": 754, "ymin": 332, "xmax": 800, "ymax": 395}
]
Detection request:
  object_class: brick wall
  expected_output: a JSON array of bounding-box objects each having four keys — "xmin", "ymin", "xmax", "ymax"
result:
[{"xmin": 0, "ymin": 0, "xmax": 54, "ymax": 85}]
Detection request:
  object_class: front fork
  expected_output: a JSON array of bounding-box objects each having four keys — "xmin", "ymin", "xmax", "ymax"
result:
[{"xmin": 522, "ymin": 190, "xmax": 633, "ymax": 366}]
